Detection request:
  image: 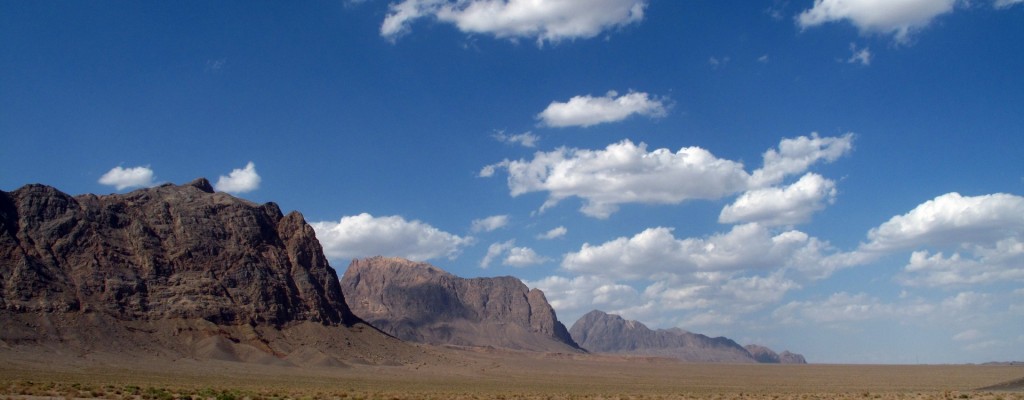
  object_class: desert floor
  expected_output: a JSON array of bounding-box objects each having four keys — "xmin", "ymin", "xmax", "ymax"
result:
[{"xmin": 1, "ymin": 345, "xmax": 1022, "ymax": 400}]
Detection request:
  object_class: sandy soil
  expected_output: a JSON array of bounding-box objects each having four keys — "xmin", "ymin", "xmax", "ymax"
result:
[{"xmin": 1, "ymin": 345, "xmax": 1022, "ymax": 400}]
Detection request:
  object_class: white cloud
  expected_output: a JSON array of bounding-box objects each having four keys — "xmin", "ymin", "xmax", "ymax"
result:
[
  {"xmin": 562, "ymin": 223, "xmax": 854, "ymax": 281},
  {"xmin": 492, "ymin": 131, "xmax": 539, "ymax": 147},
  {"xmin": 750, "ymin": 132, "xmax": 854, "ymax": 188},
  {"xmin": 528, "ymin": 270, "xmax": 800, "ymax": 330},
  {"xmin": 484, "ymin": 140, "xmax": 750, "ymax": 218},
  {"xmin": 480, "ymin": 239, "xmax": 548, "ymax": 268},
  {"xmin": 471, "ymin": 214, "xmax": 510, "ymax": 233},
  {"xmin": 504, "ymin": 245, "xmax": 550, "ymax": 267},
  {"xmin": 483, "ymin": 133, "xmax": 852, "ymax": 218},
  {"xmin": 796, "ymin": 0, "xmax": 958, "ymax": 42},
  {"xmin": 847, "ymin": 43, "xmax": 871, "ymax": 65},
  {"xmin": 863, "ymin": 192, "xmax": 1024, "ymax": 252},
  {"xmin": 538, "ymin": 90, "xmax": 668, "ymax": 128},
  {"xmin": 98, "ymin": 165, "xmax": 156, "ymax": 190},
  {"xmin": 214, "ymin": 161, "xmax": 261, "ymax": 194},
  {"xmin": 719, "ymin": 173, "xmax": 837, "ymax": 227},
  {"xmin": 525, "ymin": 275, "xmax": 637, "ymax": 312},
  {"xmin": 995, "ymin": 0, "xmax": 1024, "ymax": 8},
  {"xmin": 758, "ymin": 54, "xmax": 770, "ymax": 63},
  {"xmin": 537, "ymin": 226, "xmax": 568, "ymax": 240},
  {"xmin": 311, "ymin": 213, "xmax": 473, "ymax": 263},
  {"xmin": 481, "ymin": 240, "xmax": 513, "ymax": 268},
  {"xmin": 897, "ymin": 238, "xmax": 1024, "ymax": 287},
  {"xmin": 381, "ymin": 0, "xmax": 647, "ymax": 45}
]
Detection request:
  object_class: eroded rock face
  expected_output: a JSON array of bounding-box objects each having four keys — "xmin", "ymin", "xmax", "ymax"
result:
[
  {"xmin": 340, "ymin": 256, "xmax": 581, "ymax": 352},
  {"xmin": 571, "ymin": 310, "xmax": 805, "ymax": 363},
  {"xmin": 0, "ymin": 179, "xmax": 357, "ymax": 327}
]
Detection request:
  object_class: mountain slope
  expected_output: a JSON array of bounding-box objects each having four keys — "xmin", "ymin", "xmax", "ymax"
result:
[
  {"xmin": 341, "ymin": 256, "xmax": 581, "ymax": 352},
  {"xmin": 571, "ymin": 310, "xmax": 805, "ymax": 363},
  {"xmin": 0, "ymin": 179, "xmax": 416, "ymax": 366}
]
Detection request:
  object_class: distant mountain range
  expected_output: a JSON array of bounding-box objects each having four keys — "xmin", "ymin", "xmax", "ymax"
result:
[
  {"xmin": 571, "ymin": 310, "xmax": 805, "ymax": 364},
  {"xmin": 0, "ymin": 179, "xmax": 803, "ymax": 365}
]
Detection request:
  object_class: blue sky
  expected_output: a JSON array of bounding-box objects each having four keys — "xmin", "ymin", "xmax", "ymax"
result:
[{"xmin": 2, "ymin": 0, "xmax": 1022, "ymax": 364}]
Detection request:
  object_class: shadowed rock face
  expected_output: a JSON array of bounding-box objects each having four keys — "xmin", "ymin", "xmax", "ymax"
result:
[
  {"xmin": 341, "ymin": 256, "xmax": 582, "ymax": 352},
  {"xmin": 0, "ymin": 179, "xmax": 358, "ymax": 327},
  {"xmin": 571, "ymin": 310, "xmax": 806, "ymax": 364}
]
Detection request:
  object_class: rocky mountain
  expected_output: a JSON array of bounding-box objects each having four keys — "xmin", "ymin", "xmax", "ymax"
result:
[
  {"xmin": 745, "ymin": 344, "xmax": 807, "ymax": 364},
  {"xmin": 571, "ymin": 310, "xmax": 806, "ymax": 363},
  {"xmin": 0, "ymin": 179, "xmax": 417, "ymax": 366},
  {"xmin": 341, "ymin": 256, "xmax": 581, "ymax": 352}
]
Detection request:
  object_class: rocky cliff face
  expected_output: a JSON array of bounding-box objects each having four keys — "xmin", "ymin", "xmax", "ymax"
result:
[
  {"xmin": 341, "ymin": 256, "xmax": 581, "ymax": 352},
  {"xmin": 0, "ymin": 180, "xmax": 416, "ymax": 366},
  {"xmin": 571, "ymin": 310, "xmax": 805, "ymax": 363}
]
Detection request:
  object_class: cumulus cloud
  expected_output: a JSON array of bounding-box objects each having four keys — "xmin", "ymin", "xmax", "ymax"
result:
[
  {"xmin": 484, "ymin": 140, "xmax": 749, "ymax": 218},
  {"xmin": 527, "ymin": 270, "xmax": 801, "ymax": 330},
  {"xmin": 562, "ymin": 223, "xmax": 855, "ymax": 281},
  {"xmin": 311, "ymin": 213, "xmax": 473, "ymax": 262},
  {"xmin": 897, "ymin": 238, "xmax": 1024, "ymax": 287},
  {"xmin": 381, "ymin": 0, "xmax": 647, "ymax": 44},
  {"xmin": 483, "ymin": 133, "xmax": 853, "ymax": 218},
  {"xmin": 863, "ymin": 192, "xmax": 1024, "ymax": 252},
  {"xmin": 537, "ymin": 90, "xmax": 668, "ymax": 128},
  {"xmin": 719, "ymin": 173, "xmax": 837, "ymax": 227},
  {"xmin": 505, "ymin": 245, "xmax": 550, "ymax": 267},
  {"xmin": 98, "ymin": 165, "xmax": 156, "ymax": 190},
  {"xmin": 796, "ymin": 0, "xmax": 957, "ymax": 42},
  {"xmin": 471, "ymin": 214, "xmax": 510, "ymax": 233},
  {"xmin": 750, "ymin": 132, "xmax": 854, "ymax": 188},
  {"xmin": 492, "ymin": 131, "xmax": 539, "ymax": 147},
  {"xmin": 214, "ymin": 162, "xmax": 261, "ymax": 194},
  {"xmin": 537, "ymin": 226, "xmax": 568, "ymax": 240},
  {"xmin": 480, "ymin": 239, "xmax": 549, "ymax": 268},
  {"xmin": 525, "ymin": 275, "xmax": 638, "ymax": 312}
]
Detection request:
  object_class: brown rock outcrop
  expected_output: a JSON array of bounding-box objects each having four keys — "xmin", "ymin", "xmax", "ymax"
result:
[
  {"xmin": 340, "ymin": 256, "xmax": 581, "ymax": 352},
  {"xmin": 0, "ymin": 179, "xmax": 415, "ymax": 365}
]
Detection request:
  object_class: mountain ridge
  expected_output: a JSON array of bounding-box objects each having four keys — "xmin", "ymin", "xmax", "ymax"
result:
[
  {"xmin": 570, "ymin": 310, "xmax": 806, "ymax": 363},
  {"xmin": 341, "ymin": 256, "xmax": 582, "ymax": 353},
  {"xmin": 0, "ymin": 179, "xmax": 419, "ymax": 366}
]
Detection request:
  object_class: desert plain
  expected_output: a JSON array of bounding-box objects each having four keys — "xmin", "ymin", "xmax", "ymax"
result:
[{"xmin": 2, "ymin": 345, "xmax": 1022, "ymax": 400}]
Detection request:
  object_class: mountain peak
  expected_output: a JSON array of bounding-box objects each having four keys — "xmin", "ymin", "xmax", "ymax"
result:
[
  {"xmin": 341, "ymin": 257, "xmax": 581, "ymax": 352},
  {"xmin": 186, "ymin": 177, "xmax": 215, "ymax": 193}
]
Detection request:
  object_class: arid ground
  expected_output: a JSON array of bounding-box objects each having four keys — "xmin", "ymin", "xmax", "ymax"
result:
[{"xmin": 1, "ymin": 346, "xmax": 1022, "ymax": 400}]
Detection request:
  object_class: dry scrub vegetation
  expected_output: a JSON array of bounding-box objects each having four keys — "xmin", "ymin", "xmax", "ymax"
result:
[{"xmin": 1, "ymin": 348, "xmax": 1021, "ymax": 400}]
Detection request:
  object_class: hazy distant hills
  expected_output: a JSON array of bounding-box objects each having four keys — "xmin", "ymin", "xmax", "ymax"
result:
[
  {"xmin": 570, "ymin": 310, "xmax": 805, "ymax": 364},
  {"xmin": 341, "ymin": 256, "xmax": 582, "ymax": 352},
  {"xmin": 0, "ymin": 179, "xmax": 419, "ymax": 366}
]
